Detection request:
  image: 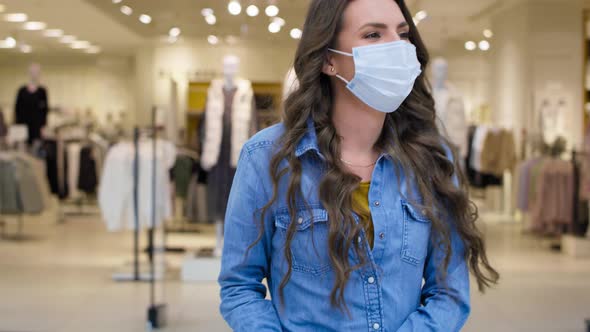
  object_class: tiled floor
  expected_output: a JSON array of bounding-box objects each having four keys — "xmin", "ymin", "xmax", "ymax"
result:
[{"xmin": 0, "ymin": 210, "xmax": 589, "ymax": 332}]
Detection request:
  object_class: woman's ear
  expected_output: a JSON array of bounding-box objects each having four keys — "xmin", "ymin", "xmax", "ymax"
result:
[{"xmin": 322, "ymin": 53, "xmax": 338, "ymax": 77}]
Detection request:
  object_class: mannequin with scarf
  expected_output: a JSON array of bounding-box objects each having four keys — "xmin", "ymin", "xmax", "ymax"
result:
[
  {"xmin": 201, "ymin": 55, "xmax": 256, "ymax": 257},
  {"xmin": 15, "ymin": 63, "xmax": 49, "ymax": 145},
  {"xmin": 431, "ymin": 57, "xmax": 468, "ymax": 159}
]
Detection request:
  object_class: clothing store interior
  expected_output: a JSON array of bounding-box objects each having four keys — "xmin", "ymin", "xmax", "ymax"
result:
[{"xmin": 0, "ymin": 0, "xmax": 589, "ymax": 331}]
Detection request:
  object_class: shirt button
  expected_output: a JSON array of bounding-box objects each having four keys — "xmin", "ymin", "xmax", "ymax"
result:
[
  {"xmin": 297, "ymin": 217, "xmax": 303, "ymax": 224},
  {"xmin": 373, "ymin": 323, "xmax": 380, "ymax": 330},
  {"xmin": 358, "ymin": 236, "xmax": 362, "ymax": 243},
  {"xmin": 374, "ymin": 201, "xmax": 380, "ymax": 207},
  {"xmin": 368, "ymin": 276, "xmax": 375, "ymax": 284},
  {"xmin": 379, "ymin": 232, "xmax": 385, "ymax": 239},
  {"xmin": 421, "ymin": 209, "xmax": 427, "ymax": 215}
]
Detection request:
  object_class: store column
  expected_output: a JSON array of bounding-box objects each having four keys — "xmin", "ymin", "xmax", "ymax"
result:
[{"xmin": 489, "ymin": 0, "xmax": 584, "ymax": 150}]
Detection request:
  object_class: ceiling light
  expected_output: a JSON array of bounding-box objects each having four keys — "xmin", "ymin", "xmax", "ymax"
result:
[
  {"xmin": 465, "ymin": 41, "xmax": 476, "ymax": 51},
  {"xmin": 169, "ymin": 27, "xmax": 181, "ymax": 37},
  {"xmin": 60, "ymin": 35, "xmax": 76, "ymax": 44},
  {"xmin": 479, "ymin": 40, "xmax": 490, "ymax": 51},
  {"xmin": 20, "ymin": 44, "xmax": 32, "ymax": 53},
  {"xmin": 23, "ymin": 21, "xmax": 47, "ymax": 31},
  {"xmin": 43, "ymin": 29, "xmax": 63, "ymax": 38},
  {"xmin": 0, "ymin": 36, "xmax": 16, "ymax": 48},
  {"xmin": 112, "ymin": 0, "xmax": 122, "ymax": 3},
  {"xmin": 483, "ymin": 29, "xmax": 494, "ymax": 38},
  {"xmin": 228, "ymin": 1, "xmax": 241, "ymax": 16},
  {"xmin": 265, "ymin": 5, "xmax": 279, "ymax": 17},
  {"xmin": 272, "ymin": 17, "xmax": 285, "ymax": 27},
  {"xmin": 139, "ymin": 14, "xmax": 151, "ymax": 24},
  {"xmin": 207, "ymin": 35, "xmax": 219, "ymax": 45},
  {"xmin": 205, "ymin": 14, "xmax": 216, "ymax": 25},
  {"xmin": 4, "ymin": 13, "xmax": 28, "ymax": 22},
  {"xmin": 86, "ymin": 46, "xmax": 101, "ymax": 54},
  {"xmin": 120, "ymin": 5, "xmax": 133, "ymax": 16},
  {"xmin": 415, "ymin": 10, "xmax": 428, "ymax": 21},
  {"xmin": 290, "ymin": 28, "xmax": 302, "ymax": 39},
  {"xmin": 201, "ymin": 8, "xmax": 214, "ymax": 17},
  {"xmin": 268, "ymin": 22, "xmax": 281, "ymax": 33},
  {"xmin": 71, "ymin": 41, "xmax": 90, "ymax": 49},
  {"xmin": 246, "ymin": 5, "xmax": 259, "ymax": 17}
]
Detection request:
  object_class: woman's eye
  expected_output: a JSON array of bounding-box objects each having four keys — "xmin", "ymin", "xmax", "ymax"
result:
[
  {"xmin": 400, "ymin": 32, "xmax": 410, "ymax": 39},
  {"xmin": 364, "ymin": 32, "xmax": 381, "ymax": 39}
]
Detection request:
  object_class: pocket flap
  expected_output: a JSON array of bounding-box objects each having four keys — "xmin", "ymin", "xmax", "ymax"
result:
[
  {"xmin": 401, "ymin": 201, "xmax": 430, "ymax": 223},
  {"xmin": 274, "ymin": 207, "xmax": 328, "ymax": 231}
]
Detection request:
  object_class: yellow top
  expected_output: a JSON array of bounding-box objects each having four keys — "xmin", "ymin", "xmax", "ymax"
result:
[{"xmin": 351, "ymin": 181, "xmax": 374, "ymax": 249}]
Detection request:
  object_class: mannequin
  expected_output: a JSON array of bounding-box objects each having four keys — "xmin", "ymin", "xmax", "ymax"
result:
[
  {"xmin": 431, "ymin": 57, "xmax": 468, "ymax": 158},
  {"xmin": 15, "ymin": 63, "xmax": 49, "ymax": 145},
  {"xmin": 201, "ymin": 55, "xmax": 256, "ymax": 257}
]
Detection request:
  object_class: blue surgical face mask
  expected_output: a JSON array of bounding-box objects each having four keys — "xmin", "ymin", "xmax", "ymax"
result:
[{"xmin": 328, "ymin": 40, "xmax": 422, "ymax": 113}]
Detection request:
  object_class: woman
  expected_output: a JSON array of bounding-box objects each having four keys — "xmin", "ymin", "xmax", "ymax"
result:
[{"xmin": 219, "ymin": 0, "xmax": 499, "ymax": 331}]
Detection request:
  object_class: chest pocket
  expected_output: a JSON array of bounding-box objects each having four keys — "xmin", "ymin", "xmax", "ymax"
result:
[
  {"xmin": 401, "ymin": 201, "xmax": 432, "ymax": 266},
  {"xmin": 274, "ymin": 207, "xmax": 331, "ymax": 276}
]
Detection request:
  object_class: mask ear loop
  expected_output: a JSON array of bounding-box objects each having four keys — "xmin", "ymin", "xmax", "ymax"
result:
[{"xmin": 327, "ymin": 48, "xmax": 353, "ymax": 84}]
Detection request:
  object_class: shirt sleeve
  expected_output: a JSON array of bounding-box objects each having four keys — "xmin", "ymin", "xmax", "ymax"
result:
[
  {"xmin": 396, "ymin": 146, "xmax": 471, "ymax": 332},
  {"xmin": 218, "ymin": 147, "xmax": 282, "ymax": 332}
]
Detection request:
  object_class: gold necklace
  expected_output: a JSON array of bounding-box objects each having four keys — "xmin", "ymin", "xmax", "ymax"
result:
[{"xmin": 340, "ymin": 158, "xmax": 377, "ymax": 168}]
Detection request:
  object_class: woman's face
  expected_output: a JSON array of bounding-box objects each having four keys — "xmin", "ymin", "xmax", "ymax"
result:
[{"xmin": 325, "ymin": 0, "xmax": 411, "ymax": 81}]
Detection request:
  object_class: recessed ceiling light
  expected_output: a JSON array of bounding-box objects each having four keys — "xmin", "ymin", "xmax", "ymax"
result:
[
  {"xmin": 139, "ymin": 14, "xmax": 151, "ymax": 24},
  {"xmin": 272, "ymin": 17, "xmax": 285, "ymax": 27},
  {"xmin": 44, "ymin": 29, "xmax": 64, "ymax": 38},
  {"xmin": 60, "ymin": 35, "xmax": 76, "ymax": 44},
  {"xmin": 201, "ymin": 8, "xmax": 213, "ymax": 17},
  {"xmin": 479, "ymin": 40, "xmax": 490, "ymax": 51},
  {"xmin": 205, "ymin": 14, "xmax": 216, "ymax": 25},
  {"xmin": 0, "ymin": 36, "xmax": 16, "ymax": 48},
  {"xmin": 268, "ymin": 22, "xmax": 280, "ymax": 33},
  {"xmin": 23, "ymin": 21, "xmax": 47, "ymax": 31},
  {"xmin": 112, "ymin": 0, "xmax": 122, "ymax": 3},
  {"xmin": 207, "ymin": 35, "xmax": 219, "ymax": 45},
  {"xmin": 86, "ymin": 46, "xmax": 101, "ymax": 54},
  {"xmin": 415, "ymin": 10, "xmax": 428, "ymax": 21},
  {"xmin": 120, "ymin": 5, "xmax": 133, "ymax": 16},
  {"xmin": 483, "ymin": 29, "xmax": 493, "ymax": 38},
  {"xmin": 246, "ymin": 5, "xmax": 259, "ymax": 17},
  {"xmin": 20, "ymin": 44, "xmax": 32, "ymax": 53},
  {"xmin": 228, "ymin": 1, "xmax": 241, "ymax": 16},
  {"xmin": 265, "ymin": 5, "xmax": 279, "ymax": 17},
  {"xmin": 4, "ymin": 13, "xmax": 28, "ymax": 22},
  {"xmin": 465, "ymin": 41, "xmax": 476, "ymax": 51},
  {"xmin": 71, "ymin": 40, "xmax": 91, "ymax": 49},
  {"xmin": 290, "ymin": 28, "xmax": 302, "ymax": 40},
  {"xmin": 169, "ymin": 27, "xmax": 181, "ymax": 37}
]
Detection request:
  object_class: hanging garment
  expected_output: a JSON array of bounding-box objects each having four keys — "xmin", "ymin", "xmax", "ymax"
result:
[
  {"xmin": 433, "ymin": 84, "xmax": 468, "ymax": 158},
  {"xmin": 0, "ymin": 159, "xmax": 20, "ymax": 214},
  {"xmin": 172, "ymin": 155, "xmax": 195, "ymax": 199},
  {"xmin": 14, "ymin": 152, "xmax": 52, "ymax": 210},
  {"xmin": 206, "ymin": 87, "xmax": 238, "ymax": 222},
  {"xmin": 78, "ymin": 146, "xmax": 98, "ymax": 194},
  {"xmin": 14, "ymin": 85, "xmax": 49, "ymax": 144},
  {"xmin": 98, "ymin": 139, "xmax": 176, "ymax": 232},
  {"xmin": 43, "ymin": 139, "xmax": 69, "ymax": 199},
  {"xmin": 67, "ymin": 142, "xmax": 82, "ymax": 199},
  {"xmin": 201, "ymin": 78, "xmax": 254, "ymax": 171},
  {"xmin": 14, "ymin": 158, "xmax": 44, "ymax": 214},
  {"xmin": 469, "ymin": 125, "xmax": 489, "ymax": 172}
]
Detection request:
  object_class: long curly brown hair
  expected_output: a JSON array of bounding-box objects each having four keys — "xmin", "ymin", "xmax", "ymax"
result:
[{"xmin": 250, "ymin": 0, "xmax": 499, "ymax": 311}]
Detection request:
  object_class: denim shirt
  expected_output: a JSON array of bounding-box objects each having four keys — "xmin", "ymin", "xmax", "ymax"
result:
[{"xmin": 219, "ymin": 119, "xmax": 471, "ymax": 332}]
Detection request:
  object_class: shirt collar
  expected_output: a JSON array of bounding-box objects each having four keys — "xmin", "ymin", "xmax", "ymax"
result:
[{"xmin": 295, "ymin": 117, "xmax": 323, "ymax": 159}]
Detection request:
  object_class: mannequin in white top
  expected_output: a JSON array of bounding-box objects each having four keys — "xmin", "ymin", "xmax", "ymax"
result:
[
  {"xmin": 431, "ymin": 57, "xmax": 468, "ymax": 159},
  {"xmin": 223, "ymin": 55, "xmax": 240, "ymax": 91}
]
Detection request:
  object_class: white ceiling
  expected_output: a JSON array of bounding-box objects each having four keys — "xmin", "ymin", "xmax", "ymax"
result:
[{"xmin": 0, "ymin": 0, "xmax": 581, "ymax": 57}]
